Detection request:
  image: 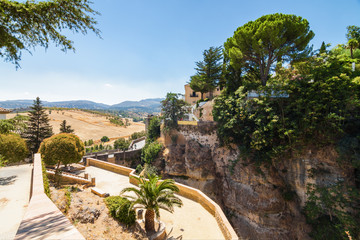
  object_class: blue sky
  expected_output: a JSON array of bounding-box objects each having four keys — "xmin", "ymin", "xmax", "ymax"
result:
[{"xmin": 1, "ymin": 0, "xmax": 359, "ymax": 105}]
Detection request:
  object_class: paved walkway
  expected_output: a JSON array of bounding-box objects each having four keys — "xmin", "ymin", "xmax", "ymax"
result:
[
  {"xmin": 0, "ymin": 164, "xmax": 32, "ymax": 240},
  {"xmin": 85, "ymin": 166, "xmax": 225, "ymax": 240}
]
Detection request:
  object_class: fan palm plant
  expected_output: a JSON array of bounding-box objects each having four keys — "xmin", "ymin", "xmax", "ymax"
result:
[{"xmin": 120, "ymin": 174, "xmax": 183, "ymax": 232}]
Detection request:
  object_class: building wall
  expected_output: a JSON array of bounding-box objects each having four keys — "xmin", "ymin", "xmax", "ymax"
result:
[{"xmin": 184, "ymin": 84, "xmax": 222, "ymax": 105}]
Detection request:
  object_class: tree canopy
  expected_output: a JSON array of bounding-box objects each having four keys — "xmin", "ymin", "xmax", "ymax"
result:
[
  {"xmin": 39, "ymin": 133, "xmax": 84, "ymax": 168},
  {"xmin": 0, "ymin": 0, "xmax": 100, "ymax": 66},
  {"xmin": 0, "ymin": 133, "xmax": 28, "ymax": 164},
  {"xmin": 25, "ymin": 97, "xmax": 53, "ymax": 153},
  {"xmin": 161, "ymin": 93, "xmax": 188, "ymax": 130},
  {"xmin": 346, "ymin": 25, "xmax": 360, "ymax": 42},
  {"xmin": 189, "ymin": 46, "xmax": 223, "ymax": 99},
  {"xmin": 225, "ymin": 13, "xmax": 314, "ymax": 86}
]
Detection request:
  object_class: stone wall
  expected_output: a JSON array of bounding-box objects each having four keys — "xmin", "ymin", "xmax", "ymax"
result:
[
  {"xmin": 15, "ymin": 154, "xmax": 84, "ymax": 240},
  {"xmin": 159, "ymin": 123, "xmax": 345, "ymax": 239},
  {"xmin": 84, "ymin": 148, "xmax": 141, "ymax": 169}
]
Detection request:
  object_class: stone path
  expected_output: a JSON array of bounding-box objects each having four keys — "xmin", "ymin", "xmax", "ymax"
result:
[
  {"xmin": 85, "ymin": 166, "xmax": 225, "ymax": 240},
  {"xmin": 0, "ymin": 164, "xmax": 32, "ymax": 240}
]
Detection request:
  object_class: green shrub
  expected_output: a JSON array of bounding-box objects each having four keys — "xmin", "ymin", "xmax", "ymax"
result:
[
  {"xmin": 142, "ymin": 163, "xmax": 158, "ymax": 177},
  {"xmin": 130, "ymin": 131, "xmax": 146, "ymax": 140},
  {"xmin": 101, "ymin": 136, "xmax": 110, "ymax": 142},
  {"xmin": 41, "ymin": 159, "xmax": 51, "ymax": 198},
  {"xmin": 114, "ymin": 138, "xmax": 130, "ymax": 151},
  {"xmin": 0, "ymin": 133, "xmax": 28, "ymax": 164},
  {"xmin": 104, "ymin": 196, "xmax": 136, "ymax": 226},
  {"xmin": 141, "ymin": 141, "xmax": 163, "ymax": 164},
  {"xmin": 147, "ymin": 117, "xmax": 160, "ymax": 142},
  {"xmin": 135, "ymin": 164, "xmax": 143, "ymax": 175}
]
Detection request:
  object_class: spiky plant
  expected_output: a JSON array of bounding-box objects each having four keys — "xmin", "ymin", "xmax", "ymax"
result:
[{"xmin": 121, "ymin": 174, "xmax": 183, "ymax": 232}]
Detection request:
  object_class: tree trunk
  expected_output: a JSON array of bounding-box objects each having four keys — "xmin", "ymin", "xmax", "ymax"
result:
[
  {"xmin": 145, "ymin": 209, "xmax": 155, "ymax": 232},
  {"xmin": 351, "ymin": 47, "xmax": 354, "ymax": 59}
]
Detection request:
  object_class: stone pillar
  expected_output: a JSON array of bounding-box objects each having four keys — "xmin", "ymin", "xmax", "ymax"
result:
[{"xmin": 91, "ymin": 177, "xmax": 95, "ymax": 187}]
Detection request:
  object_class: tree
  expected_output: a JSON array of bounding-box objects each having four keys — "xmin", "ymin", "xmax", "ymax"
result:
[
  {"xmin": 347, "ymin": 39, "xmax": 359, "ymax": 59},
  {"xmin": 24, "ymin": 97, "xmax": 53, "ymax": 154},
  {"xmin": 189, "ymin": 46, "xmax": 223, "ymax": 99},
  {"xmin": 319, "ymin": 41, "xmax": 327, "ymax": 54},
  {"xmin": 0, "ymin": 0, "xmax": 100, "ymax": 66},
  {"xmin": 161, "ymin": 93, "xmax": 188, "ymax": 130},
  {"xmin": 101, "ymin": 136, "xmax": 110, "ymax": 142},
  {"xmin": 225, "ymin": 13, "xmax": 314, "ymax": 86},
  {"xmin": 0, "ymin": 120, "xmax": 15, "ymax": 134},
  {"xmin": 39, "ymin": 133, "xmax": 84, "ymax": 168},
  {"xmin": 59, "ymin": 120, "xmax": 74, "ymax": 133},
  {"xmin": 114, "ymin": 138, "xmax": 130, "ymax": 151},
  {"xmin": 346, "ymin": 25, "xmax": 360, "ymax": 42},
  {"xmin": 0, "ymin": 133, "xmax": 28, "ymax": 164},
  {"xmin": 147, "ymin": 117, "xmax": 160, "ymax": 142},
  {"xmin": 141, "ymin": 141, "xmax": 163, "ymax": 164},
  {"xmin": 121, "ymin": 174, "xmax": 183, "ymax": 233}
]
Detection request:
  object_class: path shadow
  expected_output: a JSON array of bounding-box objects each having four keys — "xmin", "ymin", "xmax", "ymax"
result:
[
  {"xmin": 166, "ymin": 227, "xmax": 183, "ymax": 240},
  {"xmin": 0, "ymin": 175, "xmax": 17, "ymax": 186}
]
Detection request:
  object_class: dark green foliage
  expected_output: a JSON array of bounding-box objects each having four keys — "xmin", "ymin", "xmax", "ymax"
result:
[
  {"xmin": 104, "ymin": 196, "xmax": 136, "ymax": 226},
  {"xmin": 25, "ymin": 97, "xmax": 53, "ymax": 154},
  {"xmin": 147, "ymin": 117, "xmax": 160, "ymax": 142},
  {"xmin": 41, "ymin": 159, "xmax": 51, "ymax": 198},
  {"xmin": 213, "ymin": 51, "xmax": 360, "ymax": 164},
  {"xmin": 114, "ymin": 138, "xmax": 130, "ymax": 151},
  {"xmin": 0, "ymin": 115, "xmax": 28, "ymax": 135},
  {"xmin": 0, "ymin": 0, "xmax": 100, "ymax": 66},
  {"xmin": 319, "ymin": 41, "xmax": 327, "ymax": 54},
  {"xmin": 64, "ymin": 187, "xmax": 72, "ymax": 214},
  {"xmin": 225, "ymin": 13, "xmax": 314, "ymax": 86},
  {"xmin": 101, "ymin": 136, "xmax": 110, "ymax": 142},
  {"xmin": 109, "ymin": 116, "xmax": 124, "ymax": 126},
  {"xmin": 0, "ymin": 120, "xmax": 15, "ymax": 134},
  {"xmin": 161, "ymin": 93, "xmax": 188, "ymax": 131},
  {"xmin": 135, "ymin": 164, "xmax": 143, "ymax": 175},
  {"xmin": 190, "ymin": 46, "xmax": 223, "ymax": 99},
  {"xmin": 304, "ymin": 182, "xmax": 360, "ymax": 239},
  {"xmin": 59, "ymin": 120, "xmax": 74, "ymax": 133},
  {"xmin": 0, "ymin": 133, "xmax": 28, "ymax": 164},
  {"xmin": 39, "ymin": 133, "xmax": 85, "ymax": 168},
  {"xmin": 130, "ymin": 131, "xmax": 146, "ymax": 140},
  {"xmin": 141, "ymin": 141, "xmax": 163, "ymax": 164},
  {"xmin": 346, "ymin": 25, "xmax": 360, "ymax": 42}
]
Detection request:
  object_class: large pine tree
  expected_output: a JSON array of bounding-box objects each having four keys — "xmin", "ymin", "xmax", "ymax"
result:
[
  {"xmin": 189, "ymin": 46, "xmax": 223, "ymax": 99},
  {"xmin": 25, "ymin": 97, "xmax": 53, "ymax": 154}
]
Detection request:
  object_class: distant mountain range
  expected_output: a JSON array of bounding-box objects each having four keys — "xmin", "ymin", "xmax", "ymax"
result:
[{"xmin": 0, "ymin": 98, "xmax": 164, "ymax": 113}]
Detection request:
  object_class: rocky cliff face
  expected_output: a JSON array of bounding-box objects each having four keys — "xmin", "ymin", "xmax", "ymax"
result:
[{"xmin": 156, "ymin": 123, "xmax": 351, "ymax": 240}]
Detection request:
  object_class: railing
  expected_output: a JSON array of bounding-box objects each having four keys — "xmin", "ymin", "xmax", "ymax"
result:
[
  {"xmin": 86, "ymin": 158, "xmax": 238, "ymax": 240},
  {"xmin": 15, "ymin": 154, "xmax": 84, "ymax": 240}
]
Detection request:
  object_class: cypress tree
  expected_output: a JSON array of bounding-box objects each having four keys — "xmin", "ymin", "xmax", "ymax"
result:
[
  {"xmin": 59, "ymin": 120, "xmax": 74, "ymax": 133},
  {"xmin": 25, "ymin": 97, "xmax": 53, "ymax": 154}
]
